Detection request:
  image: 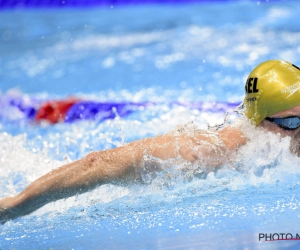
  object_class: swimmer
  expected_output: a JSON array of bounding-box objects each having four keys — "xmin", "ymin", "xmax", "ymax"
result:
[{"xmin": 1, "ymin": 59, "xmax": 300, "ymax": 223}]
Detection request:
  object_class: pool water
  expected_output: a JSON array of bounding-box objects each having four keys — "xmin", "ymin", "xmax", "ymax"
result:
[{"xmin": 1, "ymin": 1, "xmax": 300, "ymax": 249}]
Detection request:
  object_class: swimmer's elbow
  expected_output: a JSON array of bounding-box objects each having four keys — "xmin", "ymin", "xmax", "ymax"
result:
[
  {"xmin": 83, "ymin": 152, "xmax": 98, "ymax": 166},
  {"xmin": 82, "ymin": 150, "xmax": 131, "ymax": 179},
  {"xmin": 80, "ymin": 152, "xmax": 103, "ymax": 174}
]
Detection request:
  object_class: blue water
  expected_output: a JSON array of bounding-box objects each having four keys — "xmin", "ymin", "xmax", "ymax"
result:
[{"xmin": 2, "ymin": 1, "xmax": 300, "ymax": 249}]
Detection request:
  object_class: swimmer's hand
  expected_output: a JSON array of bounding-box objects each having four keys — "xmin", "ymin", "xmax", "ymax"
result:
[{"xmin": 0, "ymin": 197, "xmax": 19, "ymax": 224}]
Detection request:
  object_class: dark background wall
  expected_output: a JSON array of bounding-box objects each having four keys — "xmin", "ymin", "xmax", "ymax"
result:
[{"xmin": 0, "ymin": 0, "xmax": 246, "ymax": 9}]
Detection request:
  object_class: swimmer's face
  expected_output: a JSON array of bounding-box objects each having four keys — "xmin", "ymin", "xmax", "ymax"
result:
[{"xmin": 259, "ymin": 105, "xmax": 300, "ymax": 156}]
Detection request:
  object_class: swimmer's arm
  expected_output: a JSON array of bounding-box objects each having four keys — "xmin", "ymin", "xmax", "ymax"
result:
[
  {"xmin": 0, "ymin": 136, "xmax": 175, "ymax": 222},
  {"xmin": 0, "ymin": 138, "xmax": 154, "ymax": 222},
  {"xmin": 0, "ymin": 126, "xmax": 246, "ymax": 222}
]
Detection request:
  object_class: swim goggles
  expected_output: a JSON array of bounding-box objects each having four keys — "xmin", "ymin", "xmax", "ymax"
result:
[{"xmin": 265, "ymin": 116, "xmax": 300, "ymax": 130}]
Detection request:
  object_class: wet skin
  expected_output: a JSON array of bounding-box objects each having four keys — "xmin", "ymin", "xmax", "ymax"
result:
[
  {"xmin": 2, "ymin": 105, "xmax": 300, "ymax": 223},
  {"xmin": 0, "ymin": 126, "xmax": 245, "ymax": 223}
]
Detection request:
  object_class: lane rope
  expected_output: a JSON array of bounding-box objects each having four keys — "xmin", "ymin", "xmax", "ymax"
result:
[{"xmin": 0, "ymin": 95, "xmax": 238, "ymax": 124}]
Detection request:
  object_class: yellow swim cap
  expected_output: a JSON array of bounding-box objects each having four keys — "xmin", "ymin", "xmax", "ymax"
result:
[{"xmin": 242, "ymin": 60, "xmax": 300, "ymax": 125}]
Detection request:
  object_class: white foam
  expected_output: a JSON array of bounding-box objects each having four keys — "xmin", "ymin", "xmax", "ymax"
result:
[
  {"xmin": 0, "ymin": 132, "xmax": 61, "ymax": 197},
  {"xmin": 1, "ymin": 114, "xmax": 300, "ymax": 218}
]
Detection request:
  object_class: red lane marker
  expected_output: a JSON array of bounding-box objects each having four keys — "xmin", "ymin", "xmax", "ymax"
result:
[{"xmin": 35, "ymin": 98, "xmax": 80, "ymax": 124}]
